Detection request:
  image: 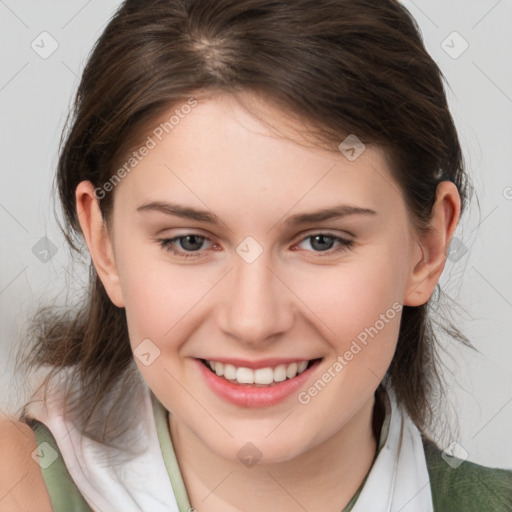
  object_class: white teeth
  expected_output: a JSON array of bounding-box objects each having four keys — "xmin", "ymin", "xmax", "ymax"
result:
[
  {"xmin": 224, "ymin": 363, "xmax": 237, "ymax": 380},
  {"xmin": 214, "ymin": 361, "xmax": 224, "ymax": 376},
  {"xmin": 273, "ymin": 364, "xmax": 287, "ymax": 382},
  {"xmin": 297, "ymin": 361, "xmax": 308, "ymax": 373},
  {"xmin": 206, "ymin": 359, "xmax": 312, "ymax": 385},
  {"xmin": 286, "ymin": 362, "xmax": 298, "ymax": 379},
  {"xmin": 236, "ymin": 367, "xmax": 254, "ymax": 384},
  {"xmin": 254, "ymin": 367, "xmax": 274, "ymax": 385}
]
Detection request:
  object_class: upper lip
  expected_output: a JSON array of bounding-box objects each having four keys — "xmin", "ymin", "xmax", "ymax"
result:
[{"xmin": 198, "ymin": 357, "xmax": 321, "ymax": 369}]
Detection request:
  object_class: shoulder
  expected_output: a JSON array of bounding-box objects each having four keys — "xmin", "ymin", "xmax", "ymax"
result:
[
  {"xmin": 0, "ymin": 417, "xmax": 53, "ymax": 511},
  {"xmin": 422, "ymin": 436, "xmax": 512, "ymax": 512}
]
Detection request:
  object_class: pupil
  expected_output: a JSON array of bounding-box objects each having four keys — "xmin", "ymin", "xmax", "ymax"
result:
[{"xmin": 311, "ymin": 235, "xmax": 334, "ymax": 251}]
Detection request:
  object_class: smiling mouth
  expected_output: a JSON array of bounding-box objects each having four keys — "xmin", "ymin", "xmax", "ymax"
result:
[{"xmin": 200, "ymin": 358, "xmax": 322, "ymax": 387}]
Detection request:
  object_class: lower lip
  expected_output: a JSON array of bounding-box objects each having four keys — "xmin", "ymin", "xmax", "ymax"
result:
[{"xmin": 195, "ymin": 359, "xmax": 321, "ymax": 408}]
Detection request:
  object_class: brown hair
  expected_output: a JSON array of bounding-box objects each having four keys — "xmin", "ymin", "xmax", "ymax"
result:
[{"xmin": 19, "ymin": 0, "xmax": 471, "ymax": 437}]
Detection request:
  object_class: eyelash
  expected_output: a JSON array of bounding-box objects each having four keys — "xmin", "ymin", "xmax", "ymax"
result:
[{"xmin": 157, "ymin": 233, "xmax": 354, "ymax": 260}]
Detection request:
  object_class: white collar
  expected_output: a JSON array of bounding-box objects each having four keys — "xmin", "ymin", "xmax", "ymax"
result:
[{"xmin": 352, "ymin": 387, "xmax": 434, "ymax": 512}]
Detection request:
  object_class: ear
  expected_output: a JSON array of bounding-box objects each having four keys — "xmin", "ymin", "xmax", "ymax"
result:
[
  {"xmin": 404, "ymin": 181, "xmax": 461, "ymax": 307},
  {"xmin": 75, "ymin": 181, "xmax": 125, "ymax": 308}
]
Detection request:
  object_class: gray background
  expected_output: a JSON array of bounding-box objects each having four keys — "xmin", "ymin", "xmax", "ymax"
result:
[{"xmin": 1, "ymin": 0, "xmax": 511, "ymax": 468}]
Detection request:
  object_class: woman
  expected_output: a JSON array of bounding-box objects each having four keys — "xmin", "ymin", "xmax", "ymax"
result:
[{"xmin": 1, "ymin": 0, "xmax": 510, "ymax": 511}]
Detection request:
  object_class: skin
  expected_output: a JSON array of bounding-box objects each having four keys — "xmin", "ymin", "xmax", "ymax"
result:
[
  {"xmin": 74, "ymin": 93, "xmax": 460, "ymax": 512},
  {"xmin": 0, "ymin": 420, "xmax": 52, "ymax": 511}
]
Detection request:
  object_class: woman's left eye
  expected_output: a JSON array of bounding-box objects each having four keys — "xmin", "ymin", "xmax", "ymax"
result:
[
  {"xmin": 157, "ymin": 232, "xmax": 353, "ymax": 260},
  {"xmin": 295, "ymin": 234, "xmax": 353, "ymax": 254}
]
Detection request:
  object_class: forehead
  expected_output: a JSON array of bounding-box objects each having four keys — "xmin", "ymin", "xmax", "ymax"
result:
[{"xmin": 111, "ymin": 94, "xmax": 405, "ymax": 224}]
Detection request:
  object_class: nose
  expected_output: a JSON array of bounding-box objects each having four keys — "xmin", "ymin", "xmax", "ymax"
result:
[{"xmin": 215, "ymin": 254, "xmax": 295, "ymax": 347}]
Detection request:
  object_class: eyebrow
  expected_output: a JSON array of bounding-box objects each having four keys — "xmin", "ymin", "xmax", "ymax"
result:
[{"xmin": 136, "ymin": 201, "xmax": 377, "ymax": 226}]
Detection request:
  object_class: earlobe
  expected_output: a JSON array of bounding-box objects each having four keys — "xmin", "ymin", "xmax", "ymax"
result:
[
  {"xmin": 75, "ymin": 181, "xmax": 125, "ymax": 308},
  {"xmin": 404, "ymin": 181, "xmax": 461, "ymax": 307}
]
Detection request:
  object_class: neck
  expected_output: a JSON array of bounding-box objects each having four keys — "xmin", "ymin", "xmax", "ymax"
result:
[{"xmin": 169, "ymin": 394, "xmax": 383, "ymax": 512}]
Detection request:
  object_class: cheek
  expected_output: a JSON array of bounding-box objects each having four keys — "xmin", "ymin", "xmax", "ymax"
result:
[
  {"xmin": 287, "ymin": 255, "xmax": 405, "ymax": 419},
  {"xmin": 114, "ymin": 239, "xmax": 188, "ymax": 345},
  {"xmin": 293, "ymin": 248, "xmax": 406, "ymax": 332},
  {"xmin": 115, "ymin": 240, "xmax": 224, "ymax": 362},
  {"xmin": 286, "ymin": 245, "xmax": 407, "ymax": 378}
]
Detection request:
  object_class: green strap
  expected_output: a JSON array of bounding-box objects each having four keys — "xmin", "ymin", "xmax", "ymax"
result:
[
  {"xmin": 29, "ymin": 419, "xmax": 92, "ymax": 512},
  {"xmin": 153, "ymin": 395, "xmax": 193, "ymax": 512}
]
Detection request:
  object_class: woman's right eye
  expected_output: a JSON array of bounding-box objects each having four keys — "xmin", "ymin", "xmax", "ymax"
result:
[{"xmin": 158, "ymin": 234, "xmax": 213, "ymax": 259}]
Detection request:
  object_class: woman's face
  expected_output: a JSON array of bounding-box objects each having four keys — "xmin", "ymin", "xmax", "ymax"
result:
[{"xmin": 102, "ymin": 93, "xmax": 425, "ymax": 463}]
